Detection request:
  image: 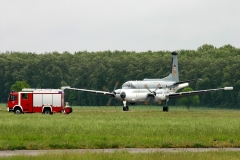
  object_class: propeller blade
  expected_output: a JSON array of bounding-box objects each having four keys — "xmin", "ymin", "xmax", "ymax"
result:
[
  {"xmin": 144, "ymin": 96, "xmax": 151, "ymax": 105},
  {"xmin": 144, "ymin": 83, "xmax": 161, "ymax": 105},
  {"xmin": 107, "ymin": 97, "xmax": 112, "ymax": 107},
  {"xmin": 104, "ymin": 81, "xmax": 119, "ymax": 107},
  {"xmin": 113, "ymin": 81, "xmax": 119, "ymax": 91},
  {"xmin": 154, "ymin": 83, "xmax": 161, "ymax": 91},
  {"xmin": 144, "ymin": 84, "xmax": 152, "ymax": 93},
  {"xmin": 145, "ymin": 83, "xmax": 160, "ymax": 93},
  {"xmin": 103, "ymin": 86, "xmax": 110, "ymax": 92},
  {"xmin": 158, "ymin": 100, "xmax": 162, "ymax": 104},
  {"xmin": 145, "ymin": 83, "xmax": 160, "ymax": 97},
  {"xmin": 104, "ymin": 81, "xmax": 119, "ymax": 92},
  {"xmin": 144, "ymin": 101, "xmax": 148, "ymax": 105}
]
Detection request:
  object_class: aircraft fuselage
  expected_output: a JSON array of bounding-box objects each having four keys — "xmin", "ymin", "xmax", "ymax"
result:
[{"xmin": 114, "ymin": 80, "xmax": 189, "ymax": 103}]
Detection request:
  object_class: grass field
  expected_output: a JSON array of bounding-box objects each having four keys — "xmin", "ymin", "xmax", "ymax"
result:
[
  {"xmin": 1, "ymin": 151, "xmax": 240, "ymax": 160},
  {"xmin": 1, "ymin": 103, "xmax": 240, "ymax": 150}
]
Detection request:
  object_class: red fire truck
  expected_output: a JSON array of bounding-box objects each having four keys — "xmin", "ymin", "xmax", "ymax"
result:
[{"xmin": 7, "ymin": 88, "xmax": 72, "ymax": 114}]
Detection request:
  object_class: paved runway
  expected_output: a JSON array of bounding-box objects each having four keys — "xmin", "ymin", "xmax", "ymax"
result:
[{"xmin": 1, "ymin": 148, "xmax": 240, "ymax": 157}]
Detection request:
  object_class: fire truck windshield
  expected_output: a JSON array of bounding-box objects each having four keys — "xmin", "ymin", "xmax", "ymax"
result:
[{"xmin": 8, "ymin": 94, "xmax": 17, "ymax": 101}]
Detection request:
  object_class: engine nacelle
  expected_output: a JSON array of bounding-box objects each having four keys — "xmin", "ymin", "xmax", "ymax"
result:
[{"xmin": 175, "ymin": 83, "xmax": 189, "ymax": 91}]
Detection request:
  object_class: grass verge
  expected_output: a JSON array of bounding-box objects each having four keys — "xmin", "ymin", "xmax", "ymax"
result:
[
  {"xmin": 0, "ymin": 104, "xmax": 240, "ymax": 150},
  {"xmin": 1, "ymin": 151, "xmax": 240, "ymax": 160}
]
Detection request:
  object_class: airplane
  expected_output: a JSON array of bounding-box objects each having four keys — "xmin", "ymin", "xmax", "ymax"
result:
[{"xmin": 62, "ymin": 51, "xmax": 233, "ymax": 112}]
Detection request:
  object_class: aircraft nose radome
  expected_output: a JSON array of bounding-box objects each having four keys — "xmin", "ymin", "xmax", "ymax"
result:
[
  {"xmin": 120, "ymin": 92, "xmax": 126, "ymax": 99},
  {"xmin": 172, "ymin": 51, "xmax": 178, "ymax": 55}
]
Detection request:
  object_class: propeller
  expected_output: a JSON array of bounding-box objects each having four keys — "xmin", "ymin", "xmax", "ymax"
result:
[
  {"xmin": 103, "ymin": 81, "xmax": 119, "ymax": 106},
  {"xmin": 144, "ymin": 83, "xmax": 160, "ymax": 105},
  {"xmin": 144, "ymin": 83, "xmax": 160, "ymax": 96}
]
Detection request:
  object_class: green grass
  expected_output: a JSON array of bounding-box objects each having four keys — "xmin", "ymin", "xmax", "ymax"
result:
[
  {"xmin": 1, "ymin": 104, "xmax": 240, "ymax": 150},
  {"xmin": 1, "ymin": 151, "xmax": 240, "ymax": 160}
]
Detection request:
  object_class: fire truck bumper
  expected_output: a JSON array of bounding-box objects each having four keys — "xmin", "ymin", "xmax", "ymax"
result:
[{"xmin": 8, "ymin": 108, "xmax": 14, "ymax": 112}]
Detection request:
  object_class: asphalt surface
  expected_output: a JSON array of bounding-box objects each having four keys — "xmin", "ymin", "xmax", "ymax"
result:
[{"xmin": 1, "ymin": 148, "xmax": 240, "ymax": 157}]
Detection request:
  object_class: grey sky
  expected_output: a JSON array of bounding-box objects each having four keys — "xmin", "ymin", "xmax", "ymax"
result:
[{"xmin": 1, "ymin": 0, "xmax": 239, "ymax": 53}]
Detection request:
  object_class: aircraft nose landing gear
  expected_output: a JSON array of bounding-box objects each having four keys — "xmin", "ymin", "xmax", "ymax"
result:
[
  {"xmin": 120, "ymin": 92, "xmax": 129, "ymax": 111},
  {"xmin": 122, "ymin": 100, "xmax": 129, "ymax": 111}
]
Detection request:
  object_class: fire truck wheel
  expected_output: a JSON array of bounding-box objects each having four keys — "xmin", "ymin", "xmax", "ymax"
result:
[
  {"xmin": 43, "ymin": 108, "xmax": 51, "ymax": 114},
  {"xmin": 14, "ymin": 108, "xmax": 22, "ymax": 114},
  {"xmin": 65, "ymin": 108, "xmax": 72, "ymax": 114}
]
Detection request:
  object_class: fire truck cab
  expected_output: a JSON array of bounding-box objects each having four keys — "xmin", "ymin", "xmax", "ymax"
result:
[{"xmin": 7, "ymin": 88, "xmax": 72, "ymax": 114}]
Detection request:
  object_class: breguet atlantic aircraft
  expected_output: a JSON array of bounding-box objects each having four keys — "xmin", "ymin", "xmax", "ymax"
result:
[{"xmin": 62, "ymin": 52, "xmax": 233, "ymax": 112}]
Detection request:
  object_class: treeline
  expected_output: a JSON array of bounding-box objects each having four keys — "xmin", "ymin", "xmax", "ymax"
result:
[{"xmin": 0, "ymin": 44, "xmax": 239, "ymax": 108}]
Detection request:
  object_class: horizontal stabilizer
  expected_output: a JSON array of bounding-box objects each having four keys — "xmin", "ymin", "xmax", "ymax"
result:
[{"xmin": 173, "ymin": 78, "xmax": 202, "ymax": 86}]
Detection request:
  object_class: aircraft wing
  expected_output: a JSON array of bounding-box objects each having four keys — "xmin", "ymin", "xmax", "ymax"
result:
[
  {"xmin": 62, "ymin": 87, "xmax": 114, "ymax": 96},
  {"xmin": 168, "ymin": 87, "xmax": 233, "ymax": 98}
]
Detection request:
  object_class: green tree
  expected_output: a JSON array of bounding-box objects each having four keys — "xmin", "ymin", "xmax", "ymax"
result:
[
  {"xmin": 10, "ymin": 81, "xmax": 30, "ymax": 91},
  {"xmin": 177, "ymin": 87, "xmax": 200, "ymax": 109},
  {"xmin": 0, "ymin": 45, "xmax": 239, "ymax": 107}
]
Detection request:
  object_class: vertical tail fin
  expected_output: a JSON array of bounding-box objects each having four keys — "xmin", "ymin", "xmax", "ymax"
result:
[
  {"xmin": 162, "ymin": 51, "xmax": 179, "ymax": 82},
  {"xmin": 171, "ymin": 51, "xmax": 179, "ymax": 82}
]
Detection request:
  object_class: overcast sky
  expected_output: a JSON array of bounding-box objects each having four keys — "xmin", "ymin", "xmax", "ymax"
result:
[{"xmin": 1, "ymin": 0, "xmax": 239, "ymax": 53}]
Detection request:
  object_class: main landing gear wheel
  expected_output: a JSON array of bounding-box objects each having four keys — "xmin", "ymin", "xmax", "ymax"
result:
[
  {"xmin": 123, "ymin": 106, "xmax": 129, "ymax": 111},
  {"xmin": 163, "ymin": 106, "xmax": 169, "ymax": 112}
]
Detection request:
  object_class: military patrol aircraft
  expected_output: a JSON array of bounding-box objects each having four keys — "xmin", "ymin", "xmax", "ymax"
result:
[{"xmin": 62, "ymin": 51, "xmax": 233, "ymax": 112}]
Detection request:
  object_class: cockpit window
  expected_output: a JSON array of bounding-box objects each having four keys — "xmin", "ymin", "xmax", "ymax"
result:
[{"xmin": 122, "ymin": 82, "xmax": 135, "ymax": 89}]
